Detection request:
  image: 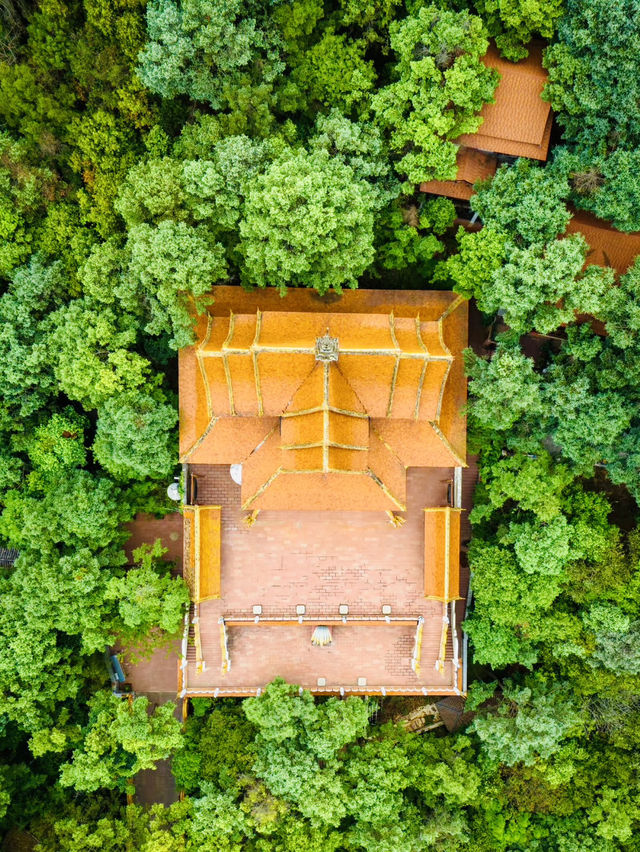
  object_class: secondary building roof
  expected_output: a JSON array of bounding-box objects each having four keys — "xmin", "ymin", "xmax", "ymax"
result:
[
  {"xmin": 179, "ymin": 287, "xmax": 468, "ymax": 512},
  {"xmin": 457, "ymin": 43, "xmax": 552, "ymax": 161},
  {"xmin": 420, "ymin": 147, "xmax": 498, "ymax": 201},
  {"xmin": 421, "ymin": 44, "xmax": 552, "ymax": 201},
  {"xmin": 566, "ymin": 209, "xmax": 640, "ymax": 276}
]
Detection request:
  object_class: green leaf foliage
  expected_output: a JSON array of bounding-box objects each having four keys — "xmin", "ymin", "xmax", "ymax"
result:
[
  {"xmin": 471, "ymin": 676, "xmax": 585, "ymax": 767},
  {"xmin": 552, "ymin": 145, "xmax": 640, "ymax": 233},
  {"xmin": 59, "ymin": 691, "xmax": 183, "ymax": 792},
  {"xmin": 372, "ymin": 5, "xmax": 498, "ymax": 183},
  {"xmin": 93, "ymin": 389, "xmax": 177, "ymax": 481},
  {"xmin": 473, "ymin": 0, "xmax": 564, "ymax": 61},
  {"xmin": 138, "ymin": 0, "xmax": 283, "ymax": 107},
  {"xmin": 477, "ymin": 236, "xmax": 614, "ymax": 334},
  {"xmin": 471, "ymin": 159, "xmax": 571, "ymax": 246},
  {"xmin": 544, "ymin": 0, "xmax": 640, "ymax": 153},
  {"xmin": 239, "ymin": 148, "xmax": 376, "ymax": 295}
]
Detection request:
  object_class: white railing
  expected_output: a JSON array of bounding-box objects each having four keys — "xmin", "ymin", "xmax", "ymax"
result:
[
  {"xmin": 219, "ymin": 617, "xmax": 231, "ymax": 674},
  {"xmin": 411, "ymin": 616, "xmax": 424, "ymax": 674}
]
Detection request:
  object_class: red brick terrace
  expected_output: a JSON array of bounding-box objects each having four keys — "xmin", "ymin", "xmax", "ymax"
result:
[{"xmin": 180, "ymin": 464, "xmax": 474, "ymax": 698}]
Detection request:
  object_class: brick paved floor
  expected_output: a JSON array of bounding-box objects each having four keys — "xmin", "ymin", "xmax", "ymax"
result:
[
  {"xmin": 186, "ymin": 466, "xmax": 464, "ymax": 694},
  {"xmin": 125, "ymin": 512, "xmax": 183, "ymax": 570}
]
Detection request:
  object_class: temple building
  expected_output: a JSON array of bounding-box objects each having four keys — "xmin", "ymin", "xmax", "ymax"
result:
[
  {"xmin": 421, "ymin": 43, "xmax": 552, "ymax": 201},
  {"xmin": 177, "ymin": 286, "xmax": 471, "ymax": 698}
]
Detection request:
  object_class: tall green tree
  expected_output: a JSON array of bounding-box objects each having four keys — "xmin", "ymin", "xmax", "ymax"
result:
[
  {"xmin": 138, "ymin": 0, "xmax": 283, "ymax": 108},
  {"xmin": 239, "ymin": 148, "xmax": 377, "ymax": 295},
  {"xmin": 59, "ymin": 691, "xmax": 183, "ymax": 792},
  {"xmin": 372, "ymin": 5, "xmax": 498, "ymax": 183},
  {"xmin": 93, "ymin": 389, "xmax": 177, "ymax": 481},
  {"xmin": 543, "ymin": 0, "xmax": 640, "ymax": 153},
  {"xmin": 472, "ymin": 0, "xmax": 564, "ymax": 61}
]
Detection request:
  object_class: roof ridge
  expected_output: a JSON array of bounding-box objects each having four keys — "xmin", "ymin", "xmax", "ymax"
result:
[{"xmin": 430, "ymin": 422, "xmax": 467, "ymax": 468}]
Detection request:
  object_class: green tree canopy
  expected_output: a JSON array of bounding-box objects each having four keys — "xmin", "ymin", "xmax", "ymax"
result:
[
  {"xmin": 372, "ymin": 5, "xmax": 498, "ymax": 183},
  {"xmin": 93, "ymin": 389, "xmax": 177, "ymax": 481},
  {"xmin": 476, "ymin": 236, "xmax": 614, "ymax": 334},
  {"xmin": 59, "ymin": 691, "xmax": 183, "ymax": 792},
  {"xmin": 470, "ymin": 676, "xmax": 585, "ymax": 766},
  {"xmin": 473, "ymin": 0, "xmax": 564, "ymax": 61},
  {"xmin": 138, "ymin": 0, "xmax": 283, "ymax": 107},
  {"xmin": 0, "ymin": 257, "xmax": 64, "ymax": 416},
  {"xmin": 471, "ymin": 159, "xmax": 571, "ymax": 246},
  {"xmin": 105, "ymin": 540, "xmax": 189, "ymax": 644},
  {"xmin": 238, "ymin": 148, "xmax": 376, "ymax": 295},
  {"xmin": 552, "ymin": 145, "xmax": 640, "ymax": 233},
  {"xmin": 543, "ymin": 0, "xmax": 640, "ymax": 153}
]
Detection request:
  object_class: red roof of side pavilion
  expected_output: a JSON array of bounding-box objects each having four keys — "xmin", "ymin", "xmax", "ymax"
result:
[
  {"xmin": 565, "ymin": 209, "xmax": 640, "ymax": 276},
  {"xmin": 421, "ymin": 44, "xmax": 552, "ymax": 200},
  {"xmin": 457, "ymin": 43, "xmax": 552, "ymax": 161}
]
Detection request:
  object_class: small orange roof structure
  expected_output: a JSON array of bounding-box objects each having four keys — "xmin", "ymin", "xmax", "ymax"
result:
[
  {"xmin": 457, "ymin": 43, "xmax": 552, "ymax": 161},
  {"xmin": 420, "ymin": 147, "xmax": 498, "ymax": 201},
  {"xmin": 424, "ymin": 507, "xmax": 461, "ymax": 602},
  {"xmin": 179, "ymin": 287, "xmax": 468, "ymax": 513},
  {"xmin": 565, "ymin": 210, "xmax": 640, "ymax": 276},
  {"xmin": 182, "ymin": 505, "xmax": 221, "ymax": 602}
]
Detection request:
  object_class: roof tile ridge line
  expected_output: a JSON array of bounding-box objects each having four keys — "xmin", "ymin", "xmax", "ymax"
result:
[
  {"xmin": 386, "ymin": 312, "xmax": 400, "ymax": 417},
  {"xmin": 278, "ymin": 362, "xmax": 319, "ymax": 438},
  {"xmin": 252, "ymin": 310, "xmax": 264, "ymax": 416},
  {"xmin": 240, "ymin": 422, "xmax": 281, "ymax": 507},
  {"xmin": 200, "ymin": 346, "xmax": 315, "ymax": 356},
  {"xmin": 386, "ymin": 356, "xmax": 401, "ymax": 418},
  {"xmin": 430, "ymin": 421, "xmax": 467, "ymax": 468},
  {"xmin": 438, "ymin": 293, "xmax": 467, "ymax": 324},
  {"xmin": 434, "ymin": 359, "xmax": 453, "ymax": 422},
  {"xmin": 334, "ymin": 362, "xmax": 370, "ymax": 420},
  {"xmin": 282, "ymin": 406, "xmax": 369, "ymax": 419},
  {"xmin": 223, "ymin": 310, "xmax": 236, "ymax": 349},
  {"xmin": 388, "ymin": 311, "xmax": 400, "ymax": 351},
  {"xmin": 197, "ymin": 312, "xmax": 214, "ymax": 353},
  {"xmin": 327, "ymin": 406, "xmax": 368, "ymax": 419},
  {"xmin": 199, "ymin": 347, "xmax": 452, "ymax": 359},
  {"xmin": 196, "ymin": 353, "xmax": 214, "ymax": 423},
  {"xmin": 436, "ymin": 317, "xmax": 453, "ymax": 360},
  {"xmin": 282, "ymin": 440, "xmax": 369, "ymax": 451},
  {"xmin": 413, "ymin": 359, "xmax": 429, "ymax": 421},
  {"xmin": 369, "ymin": 423, "xmax": 406, "ymax": 467},
  {"xmin": 221, "ymin": 311, "xmax": 236, "ymax": 415},
  {"xmin": 278, "ymin": 467, "xmax": 365, "ymax": 474},
  {"xmin": 179, "ymin": 415, "xmax": 219, "ymax": 462},
  {"xmin": 195, "ymin": 313, "xmax": 214, "ymax": 419},
  {"xmin": 241, "ymin": 466, "xmax": 283, "ymax": 510},
  {"xmin": 415, "ymin": 314, "xmax": 429, "ymax": 354},
  {"xmin": 323, "ymin": 361, "xmax": 330, "ymax": 473},
  {"xmin": 365, "ymin": 469, "xmax": 406, "ymax": 511}
]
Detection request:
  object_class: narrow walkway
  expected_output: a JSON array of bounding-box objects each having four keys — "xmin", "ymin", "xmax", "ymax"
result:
[
  {"xmin": 122, "ymin": 513, "xmax": 184, "ymax": 807},
  {"xmin": 134, "ymin": 692, "xmax": 182, "ymax": 807}
]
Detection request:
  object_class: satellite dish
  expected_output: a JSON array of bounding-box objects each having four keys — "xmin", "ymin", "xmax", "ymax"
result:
[
  {"xmin": 230, "ymin": 464, "xmax": 243, "ymax": 485},
  {"xmin": 167, "ymin": 481, "xmax": 181, "ymax": 502}
]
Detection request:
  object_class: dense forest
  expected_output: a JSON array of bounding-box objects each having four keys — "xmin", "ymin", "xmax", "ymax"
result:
[{"xmin": 1, "ymin": 0, "xmax": 640, "ymax": 848}]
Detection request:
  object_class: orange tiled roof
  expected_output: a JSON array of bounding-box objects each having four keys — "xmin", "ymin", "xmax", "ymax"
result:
[
  {"xmin": 424, "ymin": 507, "xmax": 462, "ymax": 601},
  {"xmin": 420, "ymin": 147, "xmax": 498, "ymax": 200},
  {"xmin": 457, "ymin": 43, "xmax": 552, "ymax": 161},
  {"xmin": 179, "ymin": 288, "xmax": 468, "ymax": 511},
  {"xmin": 565, "ymin": 209, "xmax": 640, "ymax": 276},
  {"xmin": 182, "ymin": 505, "xmax": 221, "ymax": 602}
]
